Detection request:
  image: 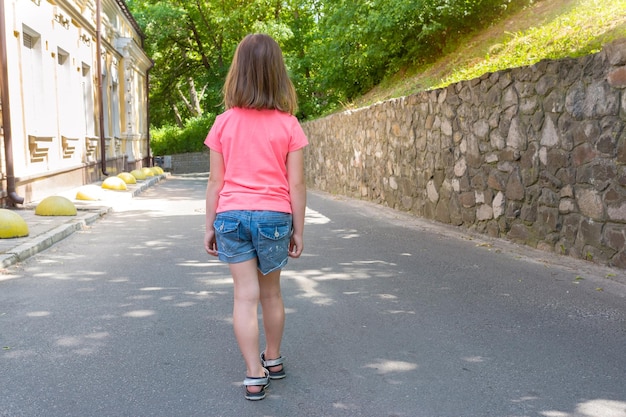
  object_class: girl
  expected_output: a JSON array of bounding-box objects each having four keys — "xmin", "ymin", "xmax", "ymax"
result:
[{"xmin": 204, "ymin": 34, "xmax": 308, "ymax": 401}]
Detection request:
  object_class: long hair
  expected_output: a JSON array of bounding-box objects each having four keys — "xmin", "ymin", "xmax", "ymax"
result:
[{"xmin": 223, "ymin": 34, "xmax": 298, "ymax": 115}]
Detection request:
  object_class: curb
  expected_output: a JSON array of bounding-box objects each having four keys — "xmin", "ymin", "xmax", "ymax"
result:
[
  {"xmin": 0, "ymin": 175, "xmax": 166, "ymax": 269},
  {"xmin": 0, "ymin": 209, "xmax": 109, "ymax": 268}
]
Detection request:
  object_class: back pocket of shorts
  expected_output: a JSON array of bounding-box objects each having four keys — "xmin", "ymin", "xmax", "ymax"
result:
[
  {"xmin": 258, "ymin": 223, "xmax": 291, "ymax": 262},
  {"xmin": 214, "ymin": 217, "xmax": 241, "ymax": 256}
]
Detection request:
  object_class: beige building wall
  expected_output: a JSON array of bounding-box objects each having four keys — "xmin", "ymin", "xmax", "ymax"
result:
[{"xmin": 0, "ymin": 0, "xmax": 152, "ymax": 206}]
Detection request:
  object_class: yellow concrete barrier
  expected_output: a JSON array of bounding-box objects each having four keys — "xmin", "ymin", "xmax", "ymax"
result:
[
  {"xmin": 76, "ymin": 185, "xmax": 104, "ymax": 201},
  {"xmin": 130, "ymin": 169, "xmax": 147, "ymax": 180},
  {"xmin": 35, "ymin": 196, "xmax": 77, "ymax": 216},
  {"xmin": 117, "ymin": 172, "xmax": 137, "ymax": 184},
  {"xmin": 0, "ymin": 209, "xmax": 29, "ymax": 238},
  {"xmin": 102, "ymin": 176, "xmax": 128, "ymax": 191}
]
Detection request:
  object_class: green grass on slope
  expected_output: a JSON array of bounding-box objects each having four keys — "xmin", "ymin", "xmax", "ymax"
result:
[{"xmin": 351, "ymin": 0, "xmax": 626, "ymax": 108}]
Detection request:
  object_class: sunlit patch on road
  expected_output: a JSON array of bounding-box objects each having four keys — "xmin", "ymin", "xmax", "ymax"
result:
[
  {"xmin": 364, "ymin": 359, "xmax": 418, "ymax": 374},
  {"xmin": 305, "ymin": 207, "xmax": 330, "ymax": 225}
]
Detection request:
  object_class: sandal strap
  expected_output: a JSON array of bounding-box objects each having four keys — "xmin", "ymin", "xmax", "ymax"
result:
[
  {"xmin": 243, "ymin": 370, "xmax": 269, "ymax": 387},
  {"xmin": 261, "ymin": 353, "xmax": 284, "ymax": 368}
]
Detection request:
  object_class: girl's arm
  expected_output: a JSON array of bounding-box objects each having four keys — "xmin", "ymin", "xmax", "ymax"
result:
[
  {"xmin": 287, "ymin": 148, "xmax": 306, "ymax": 258},
  {"xmin": 205, "ymin": 150, "xmax": 225, "ymax": 256}
]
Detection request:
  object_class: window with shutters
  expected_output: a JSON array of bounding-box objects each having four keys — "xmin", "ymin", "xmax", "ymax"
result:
[
  {"xmin": 56, "ymin": 48, "xmax": 72, "ymax": 134},
  {"xmin": 21, "ymin": 27, "xmax": 45, "ymax": 137},
  {"xmin": 82, "ymin": 64, "xmax": 95, "ymax": 138}
]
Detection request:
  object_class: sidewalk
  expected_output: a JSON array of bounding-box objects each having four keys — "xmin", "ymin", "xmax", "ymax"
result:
[{"xmin": 0, "ymin": 174, "xmax": 167, "ymax": 269}]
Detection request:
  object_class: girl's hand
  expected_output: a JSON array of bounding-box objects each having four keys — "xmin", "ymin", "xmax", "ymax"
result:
[
  {"xmin": 288, "ymin": 234, "xmax": 303, "ymax": 258},
  {"xmin": 205, "ymin": 230, "xmax": 218, "ymax": 256}
]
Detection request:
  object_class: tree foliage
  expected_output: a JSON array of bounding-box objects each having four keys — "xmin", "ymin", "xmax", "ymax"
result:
[{"xmin": 128, "ymin": 0, "xmax": 531, "ymax": 132}]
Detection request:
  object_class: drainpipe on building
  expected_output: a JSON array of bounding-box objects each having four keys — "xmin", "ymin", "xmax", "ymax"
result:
[
  {"xmin": 0, "ymin": 0, "xmax": 25, "ymax": 206},
  {"xmin": 96, "ymin": 0, "xmax": 108, "ymax": 176},
  {"xmin": 146, "ymin": 64, "xmax": 153, "ymax": 166}
]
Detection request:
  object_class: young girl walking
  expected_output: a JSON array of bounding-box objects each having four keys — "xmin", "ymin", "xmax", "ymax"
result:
[{"xmin": 203, "ymin": 33, "xmax": 308, "ymax": 401}]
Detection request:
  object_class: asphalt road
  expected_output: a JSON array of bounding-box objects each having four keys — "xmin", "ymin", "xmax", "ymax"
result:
[{"xmin": 1, "ymin": 175, "xmax": 625, "ymax": 417}]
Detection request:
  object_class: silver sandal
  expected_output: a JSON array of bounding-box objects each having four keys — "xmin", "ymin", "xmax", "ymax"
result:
[
  {"xmin": 261, "ymin": 352, "xmax": 286, "ymax": 380},
  {"xmin": 243, "ymin": 369, "xmax": 270, "ymax": 401}
]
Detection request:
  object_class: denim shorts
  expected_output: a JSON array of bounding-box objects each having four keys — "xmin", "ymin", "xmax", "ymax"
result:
[{"xmin": 213, "ymin": 210, "xmax": 293, "ymax": 275}]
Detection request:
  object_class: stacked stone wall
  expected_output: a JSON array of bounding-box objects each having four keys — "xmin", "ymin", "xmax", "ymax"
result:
[
  {"xmin": 163, "ymin": 151, "xmax": 210, "ymax": 174},
  {"xmin": 302, "ymin": 39, "xmax": 626, "ymax": 269}
]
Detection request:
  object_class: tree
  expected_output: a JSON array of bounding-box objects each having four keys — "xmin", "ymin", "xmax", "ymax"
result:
[
  {"xmin": 128, "ymin": 0, "xmax": 532, "ymax": 126},
  {"xmin": 129, "ymin": 0, "xmax": 324, "ymax": 125}
]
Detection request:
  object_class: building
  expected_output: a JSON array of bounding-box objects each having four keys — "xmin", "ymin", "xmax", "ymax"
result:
[{"xmin": 0, "ymin": 0, "xmax": 153, "ymax": 207}]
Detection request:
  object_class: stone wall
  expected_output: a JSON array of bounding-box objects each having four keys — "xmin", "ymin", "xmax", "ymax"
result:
[
  {"xmin": 302, "ymin": 39, "xmax": 626, "ymax": 269},
  {"xmin": 157, "ymin": 151, "xmax": 210, "ymax": 174}
]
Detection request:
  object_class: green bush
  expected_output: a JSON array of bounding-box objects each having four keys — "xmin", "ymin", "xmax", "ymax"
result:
[{"xmin": 150, "ymin": 114, "xmax": 216, "ymax": 156}]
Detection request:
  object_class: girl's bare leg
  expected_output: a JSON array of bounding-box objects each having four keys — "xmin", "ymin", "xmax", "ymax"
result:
[
  {"xmin": 259, "ymin": 268, "xmax": 285, "ymax": 370},
  {"xmin": 230, "ymin": 259, "xmax": 266, "ymax": 391}
]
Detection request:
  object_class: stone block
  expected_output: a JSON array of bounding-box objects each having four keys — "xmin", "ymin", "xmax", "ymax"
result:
[
  {"xmin": 540, "ymin": 114, "xmax": 560, "ymax": 147},
  {"xmin": 472, "ymin": 119, "xmax": 490, "ymax": 139},
  {"xmin": 520, "ymin": 143, "xmax": 539, "ymax": 186},
  {"xmin": 505, "ymin": 201, "xmax": 522, "ymax": 219},
  {"xmin": 488, "ymin": 169, "xmax": 507, "ymax": 191},
  {"xmin": 583, "ymin": 82, "xmax": 620, "ymax": 118},
  {"xmin": 572, "ymin": 143, "xmax": 597, "ymax": 167},
  {"xmin": 537, "ymin": 241, "xmax": 554, "ymax": 253},
  {"xmin": 544, "ymin": 90, "xmax": 565, "ymax": 113},
  {"xmin": 545, "ymin": 149, "xmax": 569, "ymax": 175},
  {"xmin": 604, "ymin": 39, "xmax": 626, "ymax": 65},
  {"xmin": 476, "ymin": 204, "xmax": 493, "ymax": 221},
  {"xmin": 426, "ymin": 180, "xmax": 439, "ymax": 203},
  {"xmin": 486, "ymin": 221, "xmax": 500, "ymax": 237},
  {"xmin": 535, "ymin": 74, "xmax": 559, "ymax": 96},
  {"xmin": 520, "ymin": 202, "xmax": 537, "ymax": 223},
  {"xmin": 561, "ymin": 213, "xmax": 581, "ymax": 243},
  {"xmin": 560, "ymin": 184, "xmax": 574, "ymax": 198},
  {"xmin": 576, "ymin": 187, "xmax": 604, "ymax": 220},
  {"xmin": 497, "ymin": 161, "xmax": 515, "ymax": 173},
  {"xmin": 499, "ymin": 148, "xmax": 521, "ymax": 162},
  {"xmin": 538, "ymin": 188, "xmax": 559, "ymax": 208},
  {"xmin": 617, "ymin": 131, "xmax": 626, "ymax": 164},
  {"xmin": 435, "ymin": 199, "xmax": 451, "ymax": 223},
  {"xmin": 520, "ymin": 96, "xmax": 539, "ymax": 114},
  {"xmin": 461, "ymin": 207, "xmax": 476, "ymax": 224},
  {"xmin": 537, "ymin": 206, "xmax": 560, "ymax": 232},
  {"xmin": 582, "ymin": 245, "xmax": 611, "ymax": 264},
  {"xmin": 559, "ymin": 198, "xmax": 575, "ymax": 214},
  {"xmin": 507, "ymin": 223, "xmax": 529, "ymax": 242},
  {"xmin": 556, "ymin": 167, "xmax": 576, "ymax": 187},
  {"xmin": 505, "ymin": 170, "xmax": 525, "ymax": 201},
  {"xmin": 577, "ymin": 218, "xmax": 603, "ymax": 247},
  {"xmin": 607, "ymin": 202, "xmax": 626, "ymax": 222},
  {"xmin": 459, "ymin": 191, "xmax": 476, "ymax": 208},
  {"xmin": 493, "ymin": 192, "xmax": 505, "ymax": 219},
  {"xmin": 540, "ymin": 170, "xmax": 563, "ymax": 189},
  {"xmin": 565, "ymin": 81, "xmax": 586, "ymax": 120},
  {"xmin": 603, "ymin": 224, "xmax": 626, "ymax": 252},
  {"xmin": 506, "ymin": 118, "xmax": 527, "ymax": 151},
  {"xmin": 597, "ymin": 117, "xmax": 624, "ymax": 156},
  {"xmin": 610, "ymin": 251, "xmax": 626, "ymax": 269}
]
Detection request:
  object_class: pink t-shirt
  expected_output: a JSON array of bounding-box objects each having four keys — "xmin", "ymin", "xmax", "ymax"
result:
[{"xmin": 204, "ymin": 107, "xmax": 308, "ymax": 214}]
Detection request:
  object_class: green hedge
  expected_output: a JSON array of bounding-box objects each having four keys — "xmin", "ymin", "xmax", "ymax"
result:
[{"xmin": 150, "ymin": 114, "xmax": 216, "ymax": 156}]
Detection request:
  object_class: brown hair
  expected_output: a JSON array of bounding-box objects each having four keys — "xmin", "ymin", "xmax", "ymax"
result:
[{"xmin": 223, "ymin": 34, "xmax": 298, "ymax": 114}]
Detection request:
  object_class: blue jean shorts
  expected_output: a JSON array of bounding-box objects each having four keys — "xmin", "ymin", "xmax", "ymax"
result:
[{"xmin": 213, "ymin": 211, "xmax": 293, "ymax": 275}]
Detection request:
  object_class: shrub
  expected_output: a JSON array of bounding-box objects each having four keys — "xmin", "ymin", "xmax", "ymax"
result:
[{"xmin": 150, "ymin": 114, "xmax": 216, "ymax": 156}]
